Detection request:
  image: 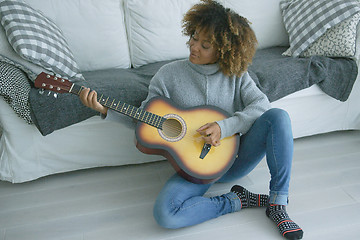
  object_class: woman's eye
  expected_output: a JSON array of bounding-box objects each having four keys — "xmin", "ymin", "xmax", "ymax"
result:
[{"xmin": 202, "ymin": 43, "xmax": 212, "ymax": 49}]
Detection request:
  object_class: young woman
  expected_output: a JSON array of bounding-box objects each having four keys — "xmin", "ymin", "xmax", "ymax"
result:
[{"xmin": 80, "ymin": 1, "xmax": 303, "ymax": 239}]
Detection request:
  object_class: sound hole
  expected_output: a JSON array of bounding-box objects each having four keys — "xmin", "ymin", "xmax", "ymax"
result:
[
  {"xmin": 158, "ymin": 114, "xmax": 187, "ymax": 142},
  {"xmin": 162, "ymin": 118, "xmax": 182, "ymax": 138}
]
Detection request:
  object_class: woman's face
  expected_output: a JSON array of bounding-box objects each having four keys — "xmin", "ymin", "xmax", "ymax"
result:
[{"xmin": 189, "ymin": 30, "xmax": 219, "ymax": 65}]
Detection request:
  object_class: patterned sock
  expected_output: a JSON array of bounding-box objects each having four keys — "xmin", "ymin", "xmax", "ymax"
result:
[
  {"xmin": 231, "ymin": 185, "xmax": 269, "ymax": 208},
  {"xmin": 266, "ymin": 204, "xmax": 303, "ymax": 239}
]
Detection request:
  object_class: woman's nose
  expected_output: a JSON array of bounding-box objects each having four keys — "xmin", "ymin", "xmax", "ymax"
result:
[{"xmin": 190, "ymin": 40, "xmax": 199, "ymax": 51}]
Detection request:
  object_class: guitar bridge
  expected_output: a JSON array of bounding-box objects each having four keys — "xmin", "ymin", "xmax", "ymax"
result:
[{"xmin": 199, "ymin": 143, "xmax": 211, "ymax": 159}]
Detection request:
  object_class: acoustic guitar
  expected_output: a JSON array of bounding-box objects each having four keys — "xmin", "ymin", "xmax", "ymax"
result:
[{"xmin": 34, "ymin": 72, "xmax": 240, "ymax": 184}]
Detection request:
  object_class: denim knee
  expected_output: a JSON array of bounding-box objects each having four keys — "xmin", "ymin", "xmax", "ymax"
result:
[
  {"xmin": 264, "ymin": 108, "xmax": 292, "ymax": 129},
  {"xmin": 153, "ymin": 200, "xmax": 181, "ymax": 229}
]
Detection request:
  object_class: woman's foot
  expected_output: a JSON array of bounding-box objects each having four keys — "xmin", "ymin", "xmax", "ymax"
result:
[
  {"xmin": 266, "ymin": 204, "xmax": 303, "ymax": 239},
  {"xmin": 231, "ymin": 185, "xmax": 269, "ymax": 208}
]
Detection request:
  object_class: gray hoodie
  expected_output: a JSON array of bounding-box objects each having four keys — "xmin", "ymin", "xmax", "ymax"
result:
[{"xmin": 106, "ymin": 59, "xmax": 271, "ymax": 139}]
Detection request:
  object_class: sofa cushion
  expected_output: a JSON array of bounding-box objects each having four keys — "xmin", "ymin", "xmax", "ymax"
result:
[
  {"xmin": 0, "ymin": 0, "xmax": 84, "ymax": 82},
  {"xmin": 280, "ymin": 0, "xmax": 360, "ymax": 57},
  {"xmin": 225, "ymin": 0, "xmax": 289, "ymax": 49},
  {"xmin": 124, "ymin": 0, "xmax": 199, "ymax": 68},
  {"xmin": 125, "ymin": 0, "xmax": 289, "ymax": 68},
  {"xmin": 25, "ymin": 0, "xmax": 131, "ymax": 71}
]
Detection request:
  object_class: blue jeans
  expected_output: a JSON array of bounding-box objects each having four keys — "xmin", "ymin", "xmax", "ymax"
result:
[{"xmin": 153, "ymin": 108, "xmax": 293, "ymax": 229}]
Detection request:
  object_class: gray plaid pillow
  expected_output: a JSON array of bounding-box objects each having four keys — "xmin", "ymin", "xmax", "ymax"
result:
[
  {"xmin": 301, "ymin": 12, "xmax": 360, "ymax": 58},
  {"xmin": 0, "ymin": 0, "xmax": 84, "ymax": 82},
  {"xmin": 280, "ymin": 0, "xmax": 360, "ymax": 57}
]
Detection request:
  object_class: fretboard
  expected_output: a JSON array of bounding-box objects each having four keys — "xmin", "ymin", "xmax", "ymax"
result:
[{"xmin": 70, "ymin": 84, "xmax": 166, "ymax": 129}]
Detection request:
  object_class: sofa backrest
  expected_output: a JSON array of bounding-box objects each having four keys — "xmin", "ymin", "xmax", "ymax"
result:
[
  {"xmin": 24, "ymin": 0, "xmax": 131, "ymax": 72},
  {"xmin": 22, "ymin": 0, "xmax": 289, "ymax": 71}
]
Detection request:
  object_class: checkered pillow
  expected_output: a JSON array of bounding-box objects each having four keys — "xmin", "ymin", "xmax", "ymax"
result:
[
  {"xmin": 0, "ymin": 0, "xmax": 83, "ymax": 82},
  {"xmin": 301, "ymin": 12, "xmax": 360, "ymax": 58},
  {"xmin": 280, "ymin": 0, "xmax": 360, "ymax": 57}
]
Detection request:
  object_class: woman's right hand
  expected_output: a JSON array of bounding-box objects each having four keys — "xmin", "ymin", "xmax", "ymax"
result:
[{"xmin": 79, "ymin": 87, "xmax": 108, "ymax": 116}]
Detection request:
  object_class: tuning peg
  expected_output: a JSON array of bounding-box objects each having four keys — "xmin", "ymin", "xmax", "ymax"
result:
[
  {"xmin": 39, "ymin": 89, "xmax": 44, "ymax": 95},
  {"xmin": 53, "ymin": 93, "xmax": 58, "ymax": 98}
]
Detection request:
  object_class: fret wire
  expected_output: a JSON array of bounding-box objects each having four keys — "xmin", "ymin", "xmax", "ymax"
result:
[
  {"xmin": 142, "ymin": 110, "xmax": 148, "ymax": 122},
  {"xmin": 135, "ymin": 108, "xmax": 141, "ymax": 120},
  {"xmin": 144, "ymin": 111, "xmax": 149, "ymax": 123},
  {"xmin": 128, "ymin": 105, "xmax": 132, "ymax": 116},
  {"xmin": 71, "ymin": 85, "xmax": 82, "ymax": 95},
  {"xmin": 105, "ymin": 97, "xmax": 110, "ymax": 107},
  {"xmin": 148, "ymin": 113, "xmax": 153, "ymax": 126},
  {"xmin": 139, "ymin": 109, "xmax": 146, "ymax": 121},
  {"xmin": 110, "ymin": 98, "xmax": 115, "ymax": 108},
  {"xmin": 154, "ymin": 114, "xmax": 159, "ymax": 127},
  {"xmin": 159, "ymin": 118, "xmax": 164, "ymax": 129},
  {"xmin": 156, "ymin": 115, "xmax": 161, "ymax": 127},
  {"xmin": 99, "ymin": 94, "xmax": 104, "ymax": 104},
  {"xmin": 125, "ymin": 103, "xmax": 130, "ymax": 115},
  {"xmin": 153, "ymin": 115, "xmax": 159, "ymax": 127},
  {"xmin": 133, "ymin": 107, "xmax": 138, "ymax": 118},
  {"xmin": 156, "ymin": 115, "xmax": 162, "ymax": 128},
  {"xmin": 149, "ymin": 112, "xmax": 154, "ymax": 124},
  {"xmin": 77, "ymin": 86, "xmax": 82, "ymax": 95},
  {"xmin": 130, "ymin": 105, "xmax": 135, "ymax": 117},
  {"xmin": 115, "ymin": 100, "xmax": 120, "ymax": 110},
  {"xmin": 124, "ymin": 103, "xmax": 130, "ymax": 115},
  {"xmin": 133, "ymin": 108, "xmax": 138, "ymax": 119},
  {"xmin": 150, "ymin": 113, "xmax": 156, "ymax": 126},
  {"xmin": 155, "ymin": 114, "xmax": 160, "ymax": 127},
  {"xmin": 138, "ymin": 109, "xmax": 143, "ymax": 120}
]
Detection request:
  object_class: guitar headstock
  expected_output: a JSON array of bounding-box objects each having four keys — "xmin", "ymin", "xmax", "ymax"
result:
[{"xmin": 34, "ymin": 72, "xmax": 72, "ymax": 93}]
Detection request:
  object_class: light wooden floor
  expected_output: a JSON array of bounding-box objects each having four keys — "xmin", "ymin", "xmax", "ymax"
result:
[{"xmin": 1, "ymin": 130, "xmax": 360, "ymax": 240}]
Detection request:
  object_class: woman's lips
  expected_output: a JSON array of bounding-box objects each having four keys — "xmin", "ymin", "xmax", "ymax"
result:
[{"xmin": 190, "ymin": 52, "xmax": 198, "ymax": 58}]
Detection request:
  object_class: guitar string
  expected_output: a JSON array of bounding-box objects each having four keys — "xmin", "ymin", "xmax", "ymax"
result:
[
  {"xmin": 74, "ymin": 87, "xmax": 209, "ymax": 142},
  {"xmin": 97, "ymin": 94, "xmax": 213, "ymax": 143},
  {"xmin": 160, "ymin": 121, "xmax": 208, "ymax": 145}
]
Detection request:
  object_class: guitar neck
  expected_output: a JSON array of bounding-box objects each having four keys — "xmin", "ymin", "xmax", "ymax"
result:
[{"xmin": 70, "ymin": 83, "xmax": 166, "ymax": 129}]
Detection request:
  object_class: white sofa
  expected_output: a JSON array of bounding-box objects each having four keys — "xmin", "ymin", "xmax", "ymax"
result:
[{"xmin": 1, "ymin": 0, "xmax": 360, "ymax": 183}]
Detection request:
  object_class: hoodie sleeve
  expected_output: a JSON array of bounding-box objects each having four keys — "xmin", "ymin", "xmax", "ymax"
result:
[
  {"xmin": 216, "ymin": 72, "xmax": 271, "ymax": 139},
  {"xmin": 139, "ymin": 68, "xmax": 170, "ymax": 109}
]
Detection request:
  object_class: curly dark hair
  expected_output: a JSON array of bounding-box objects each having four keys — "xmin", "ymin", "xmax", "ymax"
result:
[{"xmin": 182, "ymin": 0, "xmax": 257, "ymax": 77}]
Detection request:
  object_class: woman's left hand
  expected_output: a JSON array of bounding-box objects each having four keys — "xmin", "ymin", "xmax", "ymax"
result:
[{"xmin": 197, "ymin": 122, "xmax": 221, "ymax": 147}]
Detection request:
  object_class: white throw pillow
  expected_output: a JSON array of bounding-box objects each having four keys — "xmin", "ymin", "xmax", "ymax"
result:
[
  {"xmin": 124, "ymin": 0, "xmax": 200, "ymax": 68},
  {"xmin": 24, "ymin": 0, "xmax": 131, "ymax": 71},
  {"xmin": 224, "ymin": 0, "xmax": 289, "ymax": 49}
]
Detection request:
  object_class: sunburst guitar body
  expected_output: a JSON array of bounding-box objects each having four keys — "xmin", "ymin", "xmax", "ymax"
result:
[{"xmin": 35, "ymin": 72, "xmax": 240, "ymax": 184}]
